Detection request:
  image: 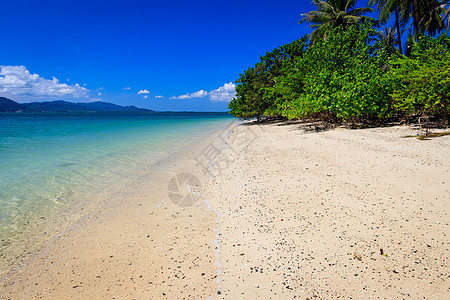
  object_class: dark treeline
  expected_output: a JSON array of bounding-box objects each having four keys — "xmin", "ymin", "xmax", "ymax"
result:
[{"xmin": 229, "ymin": 0, "xmax": 450, "ymax": 125}]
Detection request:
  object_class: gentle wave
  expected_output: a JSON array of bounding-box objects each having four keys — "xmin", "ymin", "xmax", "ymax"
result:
[{"xmin": 0, "ymin": 112, "xmax": 233, "ymax": 267}]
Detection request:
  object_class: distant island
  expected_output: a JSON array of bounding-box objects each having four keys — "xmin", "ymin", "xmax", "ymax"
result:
[{"xmin": 0, "ymin": 97, "xmax": 154, "ymax": 113}]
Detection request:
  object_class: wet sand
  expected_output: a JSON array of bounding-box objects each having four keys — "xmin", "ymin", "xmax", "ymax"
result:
[{"xmin": 1, "ymin": 121, "xmax": 449, "ymax": 299}]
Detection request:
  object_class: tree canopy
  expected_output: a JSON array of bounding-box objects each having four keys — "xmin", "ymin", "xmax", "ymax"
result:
[
  {"xmin": 300, "ymin": 0, "xmax": 375, "ymax": 42},
  {"xmin": 229, "ymin": 1, "xmax": 450, "ymax": 125}
]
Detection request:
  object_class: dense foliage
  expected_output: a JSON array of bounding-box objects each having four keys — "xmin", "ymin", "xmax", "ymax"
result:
[
  {"xmin": 276, "ymin": 23, "xmax": 394, "ymax": 122},
  {"xmin": 229, "ymin": 0, "xmax": 450, "ymax": 125},
  {"xmin": 390, "ymin": 34, "xmax": 450, "ymax": 121},
  {"xmin": 228, "ymin": 38, "xmax": 308, "ymax": 119}
]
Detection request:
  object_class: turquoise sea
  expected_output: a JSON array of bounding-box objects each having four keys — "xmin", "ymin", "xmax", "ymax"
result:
[{"xmin": 0, "ymin": 112, "xmax": 233, "ymax": 268}]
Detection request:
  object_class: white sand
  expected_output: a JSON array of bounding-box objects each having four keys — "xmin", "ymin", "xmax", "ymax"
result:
[{"xmin": 204, "ymin": 122, "xmax": 449, "ymax": 299}]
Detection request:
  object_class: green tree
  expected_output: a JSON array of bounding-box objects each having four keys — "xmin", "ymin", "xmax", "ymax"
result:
[
  {"xmin": 389, "ymin": 34, "xmax": 450, "ymax": 122},
  {"xmin": 283, "ymin": 22, "xmax": 394, "ymax": 123},
  {"xmin": 376, "ymin": 26, "xmax": 401, "ymax": 54},
  {"xmin": 229, "ymin": 38, "xmax": 309, "ymax": 119},
  {"xmin": 300, "ymin": 0, "xmax": 374, "ymax": 42},
  {"xmin": 228, "ymin": 67, "xmax": 266, "ymax": 120}
]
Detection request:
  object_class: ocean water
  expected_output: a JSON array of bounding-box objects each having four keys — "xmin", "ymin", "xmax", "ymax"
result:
[{"xmin": 0, "ymin": 112, "xmax": 233, "ymax": 268}]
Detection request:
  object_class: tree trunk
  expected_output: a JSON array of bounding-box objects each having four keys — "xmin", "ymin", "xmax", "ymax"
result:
[
  {"xmin": 413, "ymin": 0, "xmax": 420, "ymax": 39},
  {"xmin": 395, "ymin": 8, "xmax": 403, "ymax": 54}
]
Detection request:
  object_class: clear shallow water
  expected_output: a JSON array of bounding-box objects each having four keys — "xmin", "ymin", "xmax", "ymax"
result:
[{"xmin": 0, "ymin": 112, "xmax": 233, "ymax": 265}]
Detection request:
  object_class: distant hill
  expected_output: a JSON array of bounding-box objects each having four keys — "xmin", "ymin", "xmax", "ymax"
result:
[
  {"xmin": 79, "ymin": 101, "xmax": 151, "ymax": 112},
  {"xmin": 22, "ymin": 100, "xmax": 89, "ymax": 112},
  {"xmin": 0, "ymin": 97, "xmax": 154, "ymax": 113},
  {"xmin": 0, "ymin": 97, "xmax": 25, "ymax": 112}
]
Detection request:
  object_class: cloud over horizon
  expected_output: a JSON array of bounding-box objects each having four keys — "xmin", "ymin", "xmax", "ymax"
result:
[
  {"xmin": 170, "ymin": 82, "xmax": 236, "ymax": 102},
  {"xmin": 137, "ymin": 89, "xmax": 150, "ymax": 94},
  {"xmin": 170, "ymin": 89, "xmax": 208, "ymax": 100},
  {"xmin": 209, "ymin": 82, "xmax": 236, "ymax": 102},
  {"xmin": 0, "ymin": 65, "xmax": 89, "ymax": 98}
]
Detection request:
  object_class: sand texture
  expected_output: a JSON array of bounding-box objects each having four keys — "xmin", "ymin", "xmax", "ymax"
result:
[
  {"xmin": 203, "ymin": 122, "xmax": 449, "ymax": 299},
  {"xmin": 1, "ymin": 121, "xmax": 449, "ymax": 299}
]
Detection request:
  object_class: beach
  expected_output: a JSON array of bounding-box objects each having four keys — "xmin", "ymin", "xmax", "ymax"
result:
[
  {"xmin": 1, "ymin": 120, "xmax": 449, "ymax": 299},
  {"xmin": 207, "ymin": 121, "xmax": 449, "ymax": 299}
]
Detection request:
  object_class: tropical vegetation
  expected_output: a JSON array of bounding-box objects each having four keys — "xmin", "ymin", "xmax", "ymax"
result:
[
  {"xmin": 299, "ymin": 0, "xmax": 375, "ymax": 42},
  {"xmin": 229, "ymin": 0, "xmax": 450, "ymax": 125}
]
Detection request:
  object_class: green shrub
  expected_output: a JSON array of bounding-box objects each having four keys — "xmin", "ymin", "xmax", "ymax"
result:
[
  {"xmin": 277, "ymin": 21, "xmax": 394, "ymax": 123},
  {"xmin": 389, "ymin": 34, "xmax": 450, "ymax": 122}
]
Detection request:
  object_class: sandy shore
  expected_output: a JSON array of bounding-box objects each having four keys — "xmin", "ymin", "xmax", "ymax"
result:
[
  {"xmin": 204, "ymin": 121, "xmax": 449, "ymax": 299},
  {"xmin": 1, "ymin": 121, "xmax": 449, "ymax": 299}
]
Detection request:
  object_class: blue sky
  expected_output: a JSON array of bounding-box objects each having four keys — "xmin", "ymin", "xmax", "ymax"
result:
[{"xmin": 0, "ymin": 0, "xmax": 375, "ymax": 111}]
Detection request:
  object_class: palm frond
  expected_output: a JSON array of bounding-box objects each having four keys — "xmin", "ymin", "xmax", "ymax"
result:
[
  {"xmin": 310, "ymin": 23, "xmax": 331, "ymax": 43},
  {"xmin": 344, "ymin": 0, "xmax": 358, "ymax": 12},
  {"xmin": 301, "ymin": 0, "xmax": 375, "ymax": 42},
  {"xmin": 300, "ymin": 11, "xmax": 333, "ymax": 25},
  {"xmin": 316, "ymin": 0, "xmax": 336, "ymax": 14},
  {"xmin": 343, "ymin": 15, "xmax": 365, "ymax": 24},
  {"xmin": 348, "ymin": 7, "xmax": 375, "ymax": 16}
]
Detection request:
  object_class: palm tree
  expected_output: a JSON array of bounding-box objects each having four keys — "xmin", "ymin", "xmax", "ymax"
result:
[
  {"xmin": 373, "ymin": 0, "xmax": 448, "ymax": 45},
  {"xmin": 413, "ymin": 0, "xmax": 420, "ymax": 36},
  {"xmin": 418, "ymin": 0, "xmax": 446, "ymax": 36},
  {"xmin": 376, "ymin": 26, "xmax": 401, "ymax": 53},
  {"xmin": 369, "ymin": 0, "xmax": 404, "ymax": 54},
  {"xmin": 374, "ymin": 0, "xmax": 419, "ymax": 41},
  {"xmin": 443, "ymin": 1, "xmax": 450, "ymax": 29},
  {"xmin": 300, "ymin": 0, "xmax": 375, "ymax": 42},
  {"xmin": 399, "ymin": 0, "xmax": 445, "ymax": 39}
]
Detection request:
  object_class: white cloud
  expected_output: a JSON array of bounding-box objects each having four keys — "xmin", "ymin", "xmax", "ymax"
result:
[
  {"xmin": 170, "ymin": 83, "xmax": 236, "ymax": 102},
  {"xmin": 155, "ymin": 95, "xmax": 163, "ymax": 99},
  {"xmin": 137, "ymin": 89, "xmax": 150, "ymax": 94},
  {"xmin": 191, "ymin": 90, "xmax": 208, "ymax": 98},
  {"xmin": 209, "ymin": 82, "xmax": 236, "ymax": 102},
  {"xmin": 0, "ymin": 65, "xmax": 89, "ymax": 98},
  {"xmin": 170, "ymin": 89, "xmax": 208, "ymax": 100},
  {"xmin": 143, "ymin": 95, "xmax": 148, "ymax": 99},
  {"xmin": 123, "ymin": 87, "xmax": 131, "ymax": 90},
  {"xmin": 98, "ymin": 92, "xmax": 102, "ymax": 96}
]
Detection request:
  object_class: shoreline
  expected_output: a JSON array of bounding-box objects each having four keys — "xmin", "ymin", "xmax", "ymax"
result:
[
  {"xmin": 2, "ymin": 121, "xmax": 449, "ymax": 299},
  {"xmin": 0, "ymin": 113, "xmax": 234, "ymax": 279},
  {"xmin": 1, "ymin": 119, "xmax": 236, "ymax": 298}
]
